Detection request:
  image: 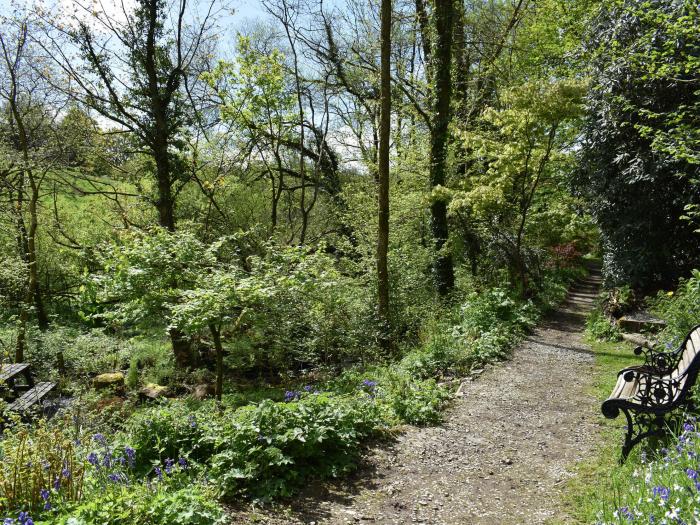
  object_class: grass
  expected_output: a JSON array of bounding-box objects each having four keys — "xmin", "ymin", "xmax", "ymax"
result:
[{"xmin": 563, "ymin": 338, "xmax": 642, "ymax": 523}]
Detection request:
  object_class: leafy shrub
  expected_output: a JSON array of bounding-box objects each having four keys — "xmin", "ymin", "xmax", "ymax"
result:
[
  {"xmin": 385, "ymin": 376, "xmax": 450, "ymax": 426},
  {"xmin": 60, "ymin": 478, "xmax": 225, "ymax": 525},
  {"xmin": 586, "ymin": 310, "xmax": 622, "ymax": 342},
  {"xmin": 400, "ymin": 327, "xmax": 471, "ymax": 379},
  {"xmin": 22, "ymin": 327, "xmax": 131, "ymax": 382},
  {"xmin": 651, "ymin": 269, "xmax": 700, "ymax": 343},
  {"xmin": 127, "ymin": 393, "xmax": 384, "ymax": 501},
  {"xmin": 208, "ymin": 395, "xmax": 382, "ymax": 499},
  {"xmin": 594, "ymin": 418, "xmax": 700, "ymax": 524}
]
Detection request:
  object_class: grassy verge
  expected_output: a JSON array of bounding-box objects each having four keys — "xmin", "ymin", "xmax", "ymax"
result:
[{"xmin": 563, "ymin": 338, "xmax": 641, "ymax": 523}]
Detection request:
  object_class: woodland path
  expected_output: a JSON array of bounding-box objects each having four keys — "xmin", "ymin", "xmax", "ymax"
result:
[{"xmin": 231, "ymin": 270, "xmax": 604, "ymax": 525}]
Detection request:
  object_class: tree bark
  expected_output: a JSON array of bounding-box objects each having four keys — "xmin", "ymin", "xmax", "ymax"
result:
[
  {"xmin": 429, "ymin": 0, "xmax": 455, "ymax": 297},
  {"xmin": 209, "ymin": 323, "xmax": 223, "ymax": 403},
  {"xmin": 377, "ymin": 0, "xmax": 392, "ymax": 343}
]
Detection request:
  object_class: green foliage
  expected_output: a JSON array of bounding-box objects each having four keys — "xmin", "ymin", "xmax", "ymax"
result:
[
  {"xmin": 60, "ymin": 480, "xmax": 225, "ymax": 525},
  {"xmin": 651, "ymin": 269, "xmax": 700, "ymax": 343},
  {"xmin": 386, "ymin": 376, "xmax": 449, "ymax": 426},
  {"xmin": 0, "ymin": 421, "xmax": 85, "ymax": 514},
  {"xmin": 577, "ymin": 0, "xmax": 700, "ymax": 289},
  {"xmin": 126, "ymin": 393, "xmax": 384, "ymax": 501},
  {"xmin": 585, "ymin": 310, "xmax": 622, "ymax": 342}
]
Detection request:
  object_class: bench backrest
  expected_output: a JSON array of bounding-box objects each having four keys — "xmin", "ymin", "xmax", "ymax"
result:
[{"xmin": 672, "ymin": 325, "xmax": 700, "ymax": 381}]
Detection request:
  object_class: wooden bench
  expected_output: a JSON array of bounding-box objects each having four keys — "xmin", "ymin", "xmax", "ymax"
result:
[
  {"xmin": 6, "ymin": 382, "xmax": 56, "ymax": 412},
  {"xmin": 1, "ymin": 363, "xmax": 56, "ymax": 416},
  {"xmin": 602, "ymin": 324, "xmax": 700, "ymax": 460}
]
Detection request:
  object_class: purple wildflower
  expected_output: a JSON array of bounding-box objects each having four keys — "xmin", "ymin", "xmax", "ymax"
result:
[
  {"xmin": 683, "ymin": 422, "xmax": 694, "ymax": 432},
  {"xmin": 87, "ymin": 452, "xmax": 99, "ymax": 467},
  {"xmin": 188, "ymin": 415, "xmax": 197, "ymax": 428},
  {"xmin": 617, "ymin": 506, "xmax": 633, "ymax": 520},
  {"xmin": 53, "ymin": 476, "xmax": 60, "ymax": 490},
  {"xmin": 3, "ymin": 518, "xmax": 14, "ymax": 525},
  {"xmin": 652, "ymin": 486, "xmax": 669, "ymax": 501},
  {"xmin": 125, "ymin": 447, "xmax": 136, "ymax": 468},
  {"xmin": 178, "ymin": 457, "xmax": 187, "ymax": 469},
  {"xmin": 164, "ymin": 458, "xmax": 174, "ymax": 475},
  {"xmin": 687, "ymin": 468, "xmax": 698, "ymax": 480},
  {"xmin": 61, "ymin": 467, "xmax": 70, "ymax": 479},
  {"xmin": 303, "ymin": 385, "xmax": 313, "ymax": 392},
  {"xmin": 284, "ymin": 390, "xmax": 300, "ymax": 402},
  {"xmin": 154, "ymin": 467, "xmax": 163, "ymax": 481},
  {"xmin": 93, "ymin": 433, "xmax": 106, "ymax": 444}
]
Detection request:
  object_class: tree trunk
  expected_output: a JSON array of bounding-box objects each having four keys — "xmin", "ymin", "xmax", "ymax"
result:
[
  {"xmin": 429, "ymin": 0, "xmax": 455, "ymax": 297},
  {"xmin": 377, "ymin": 0, "xmax": 392, "ymax": 342},
  {"xmin": 209, "ymin": 323, "xmax": 223, "ymax": 403}
]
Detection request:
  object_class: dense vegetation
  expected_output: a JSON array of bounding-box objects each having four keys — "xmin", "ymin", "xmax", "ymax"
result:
[{"xmin": 0, "ymin": 0, "xmax": 697, "ymax": 522}]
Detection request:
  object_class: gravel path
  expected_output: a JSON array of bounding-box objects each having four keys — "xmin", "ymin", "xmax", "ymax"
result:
[{"xmin": 230, "ymin": 272, "xmax": 603, "ymax": 525}]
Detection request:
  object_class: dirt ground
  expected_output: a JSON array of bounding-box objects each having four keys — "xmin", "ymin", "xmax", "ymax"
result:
[{"xmin": 228, "ymin": 272, "xmax": 604, "ymax": 525}]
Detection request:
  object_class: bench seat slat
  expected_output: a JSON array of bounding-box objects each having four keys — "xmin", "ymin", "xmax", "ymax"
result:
[{"xmin": 7, "ymin": 382, "xmax": 56, "ymax": 412}]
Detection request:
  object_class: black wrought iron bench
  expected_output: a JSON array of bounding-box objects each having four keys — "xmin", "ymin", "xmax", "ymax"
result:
[{"xmin": 602, "ymin": 324, "xmax": 700, "ymax": 460}]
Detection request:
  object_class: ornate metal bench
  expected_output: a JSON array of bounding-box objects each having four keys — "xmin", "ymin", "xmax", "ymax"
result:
[{"xmin": 602, "ymin": 324, "xmax": 700, "ymax": 460}]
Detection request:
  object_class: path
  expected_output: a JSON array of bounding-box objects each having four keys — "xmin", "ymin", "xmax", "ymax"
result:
[{"xmin": 232, "ymin": 270, "xmax": 603, "ymax": 524}]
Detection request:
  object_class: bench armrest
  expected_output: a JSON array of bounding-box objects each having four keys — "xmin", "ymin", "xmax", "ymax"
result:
[
  {"xmin": 632, "ymin": 345, "xmax": 679, "ymax": 375},
  {"xmin": 620, "ymin": 368, "xmax": 684, "ymax": 409}
]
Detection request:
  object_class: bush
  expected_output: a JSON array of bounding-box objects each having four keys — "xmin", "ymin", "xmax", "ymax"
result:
[
  {"xmin": 127, "ymin": 393, "xmax": 384, "ymax": 501},
  {"xmin": 400, "ymin": 326, "xmax": 471, "ymax": 379},
  {"xmin": 651, "ymin": 269, "xmax": 700, "ymax": 343},
  {"xmin": 385, "ymin": 375, "xmax": 450, "ymax": 426},
  {"xmin": 60, "ymin": 479, "xmax": 225, "ymax": 525},
  {"xmin": 586, "ymin": 310, "xmax": 622, "ymax": 342}
]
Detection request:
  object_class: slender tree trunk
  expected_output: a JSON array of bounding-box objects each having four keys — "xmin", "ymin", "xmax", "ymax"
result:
[
  {"xmin": 429, "ymin": 0, "xmax": 455, "ymax": 297},
  {"xmin": 209, "ymin": 323, "xmax": 223, "ymax": 403},
  {"xmin": 377, "ymin": 0, "xmax": 392, "ymax": 343}
]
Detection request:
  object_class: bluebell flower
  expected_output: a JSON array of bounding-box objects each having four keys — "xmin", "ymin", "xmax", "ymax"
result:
[
  {"xmin": 3, "ymin": 518, "xmax": 14, "ymax": 525},
  {"xmin": 164, "ymin": 458, "xmax": 174, "ymax": 475},
  {"xmin": 154, "ymin": 467, "xmax": 163, "ymax": 480},
  {"xmin": 39, "ymin": 489, "xmax": 49, "ymax": 501},
  {"xmin": 102, "ymin": 452, "xmax": 112, "ymax": 468},
  {"xmin": 617, "ymin": 506, "xmax": 633, "ymax": 520},
  {"xmin": 87, "ymin": 452, "xmax": 99, "ymax": 467},
  {"xmin": 652, "ymin": 485, "xmax": 669, "ymax": 501},
  {"xmin": 284, "ymin": 390, "xmax": 300, "ymax": 402},
  {"xmin": 362, "ymin": 379, "xmax": 377, "ymax": 389},
  {"xmin": 53, "ymin": 476, "xmax": 60, "ymax": 490},
  {"xmin": 188, "ymin": 415, "xmax": 197, "ymax": 428},
  {"xmin": 178, "ymin": 457, "xmax": 187, "ymax": 469},
  {"xmin": 107, "ymin": 473, "xmax": 125, "ymax": 484},
  {"xmin": 93, "ymin": 433, "xmax": 106, "ymax": 444},
  {"xmin": 125, "ymin": 446, "xmax": 136, "ymax": 468},
  {"xmin": 62, "ymin": 467, "xmax": 70, "ymax": 479},
  {"xmin": 687, "ymin": 468, "xmax": 698, "ymax": 480},
  {"xmin": 683, "ymin": 422, "xmax": 694, "ymax": 432},
  {"xmin": 303, "ymin": 385, "xmax": 313, "ymax": 392}
]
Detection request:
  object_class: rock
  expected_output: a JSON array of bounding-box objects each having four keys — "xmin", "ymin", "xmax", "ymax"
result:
[
  {"xmin": 621, "ymin": 332, "xmax": 657, "ymax": 349},
  {"xmin": 93, "ymin": 372, "xmax": 124, "ymax": 390},
  {"xmin": 502, "ymin": 458, "xmax": 513, "ymax": 465},
  {"xmin": 139, "ymin": 383, "xmax": 169, "ymax": 400},
  {"xmin": 192, "ymin": 383, "xmax": 215, "ymax": 400}
]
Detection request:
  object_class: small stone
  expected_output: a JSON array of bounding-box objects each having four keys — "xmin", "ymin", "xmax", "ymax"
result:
[
  {"xmin": 93, "ymin": 372, "xmax": 124, "ymax": 390},
  {"xmin": 502, "ymin": 458, "xmax": 513, "ymax": 465},
  {"xmin": 139, "ymin": 383, "xmax": 169, "ymax": 400}
]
